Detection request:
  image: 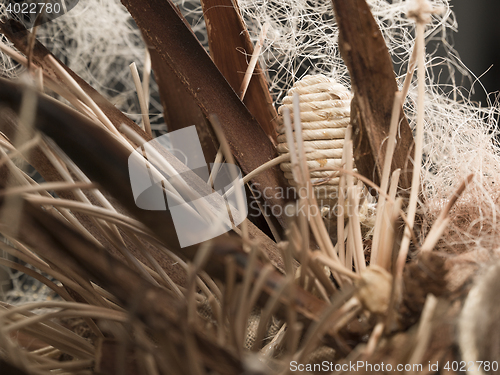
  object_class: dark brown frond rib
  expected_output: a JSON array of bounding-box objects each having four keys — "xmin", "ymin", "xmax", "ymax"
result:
[
  {"xmin": 201, "ymin": 0, "xmax": 278, "ymax": 143},
  {"xmin": 331, "ymin": 0, "xmax": 415, "ymax": 191},
  {"xmin": 147, "ymin": 43, "xmax": 218, "ymax": 163}
]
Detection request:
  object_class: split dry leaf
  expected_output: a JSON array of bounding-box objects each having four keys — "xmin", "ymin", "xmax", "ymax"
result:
[{"xmin": 331, "ymin": 0, "xmax": 415, "ymax": 191}]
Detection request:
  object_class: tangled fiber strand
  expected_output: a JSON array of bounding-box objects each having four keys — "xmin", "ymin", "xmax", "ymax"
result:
[
  {"xmin": 0, "ymin": 0, "xmax": 164, "ymax": 125},
  {"xmin": 414, "ymin": 87, "xmax": 500, "ymax": 254},
  {"xmin": 236, "ymin": 0, "xmax": 456, "ymax": 104}
]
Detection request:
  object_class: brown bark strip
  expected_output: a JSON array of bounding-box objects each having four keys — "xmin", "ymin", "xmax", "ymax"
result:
[
  {"xmin": 146, "ymin": 37, "xmax": 275, "ymax": 240},
  {"xmin": 331, "ymin": 0, "xmax": 415, "ymax": 191},
  {"xmin": 120, "ymin": 0, "xmax": 288, "ymax": 227},
  {"xmin": 201, "ymin": 0, "xmax": 278, "ymax": 143}
]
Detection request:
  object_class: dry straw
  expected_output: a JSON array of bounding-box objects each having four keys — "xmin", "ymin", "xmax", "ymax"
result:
[{"xmin": 0, "ymin": 0, "xmax": 498, "ymax": 374}]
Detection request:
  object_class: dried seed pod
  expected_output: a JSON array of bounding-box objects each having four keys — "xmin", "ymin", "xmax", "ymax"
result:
[
  {"xmin": 355, "ymin": 265, "xmax": 392, "ymax": 314},
  {"xmin": 277, "ymin": 74, "xmax": 353, "ymax": 208}
]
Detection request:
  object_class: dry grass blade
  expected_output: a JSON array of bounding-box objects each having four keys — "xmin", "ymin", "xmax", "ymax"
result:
[
  {"xmin": 6, "ymin": 199, "xmax": 336, "ymax": 373},
  {"xmin": 0, "ymin": 77, "xmax": 286, "ymax": 273},
  {"xmin": 370, "ymin": 91, "xmax": 403, "ymax": 266},
  {"xmin": 129, "ymin": 62, "xmax": 152, "ymax": 136},
  {"xmin": 0, "ymin": 91, "xmax": 189, "ymax": 288},
  {"xmin": 0, "ymin": 77, "xmax": 333, "ymax": 332},
  {"xmin": 406, "ymin": 294, "xmax": 438, "ymax": 374},
  {"xmin": 5, "ymin": 202, "xmax": 243, "ymax": 375}
]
